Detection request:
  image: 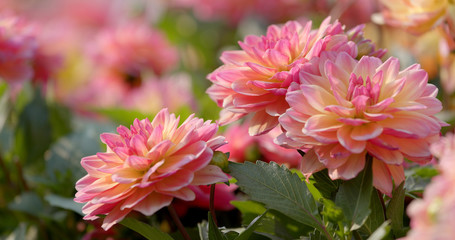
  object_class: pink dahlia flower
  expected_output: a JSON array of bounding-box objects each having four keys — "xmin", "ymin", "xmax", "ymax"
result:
[
  {"xmin": 404, "ymin": 133, "xmax": 455, "ymax": 240},
  {"xmin": 207, "ymin": 17, "xmax": 384, "ymax": 136},
  {"xmin": 0, "ymin": 15, "xmax": 36, "ymax": 85},
  {"xmin": 379, "ymin": 0, "xmax": 449, "ymax": 35},
  {"xmin": 218, "ymin": 123, "xmax": 302, "ymax": 168},
  {"xmin": 88, "ymin": 22, "xmax": 178, "ymax": 77},
  {"xmin": 74, "ymin": 109, "xmax": 229, "ymax": 230},
  {"xmin": 277, "ymin": 52, "xmax": 446, "ymax": 195}
]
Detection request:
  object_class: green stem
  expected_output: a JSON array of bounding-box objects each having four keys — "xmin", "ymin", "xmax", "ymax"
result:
[
  {"xmin": 209, "ymin": 184, "xmax": 218, "ymax": 226},
  {"xmin": 167, "ymin": 205, "xmax": 191, "ymax": 240},
  {"xmin": 14, "ymin": 157, "xmax": 29, "ymax": 191}
]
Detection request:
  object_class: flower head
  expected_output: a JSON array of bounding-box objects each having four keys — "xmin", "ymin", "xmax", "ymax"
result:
[
  {"xmin": 379, "ymin": 0, "xmax": 449, "ymax": 34},
  {"xmin": 0, "ymin": 15, "xmax": 36, "ymax": 85},
  {"xmin": 74, "ymin": 109, "xmax": 228, "ymax": 230},
  {"xmin": 207, "ymin": 17, "xmax": 384, "ymax": 136},
  {"xmin": 404, "ymin": 133, "xmax": 455, "ymax": 240},
  {"xmin": 277, "ymin": 52, "xmax": 446, "ymax": 195}
]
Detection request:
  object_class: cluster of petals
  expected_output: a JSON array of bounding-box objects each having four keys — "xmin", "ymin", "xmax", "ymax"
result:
[
  {"xmin": 74, "ymin": 109, "xmax": 229, "ymax": 230},
  {"xmin": 379, "ymin": 0, "xmax": 450, "ymax": 34},
  {"xmin": 0, "ymin": 15, "xmax": 60, "ymax": 86},
  {"xmin": 217, "ymin": 123, "xmax": 302, "ymax": 168},
  {"xmin": 207, "ymin": 17, "xmax": 385, "ymax": 136},
  {"xmin": 404, "ymin": 133, "xmax": 455, "ymax": 240},
  {"xmin": 277, "ymin": 52, "xmax": 446, "ymax": 195},
  {"xmin": 88, "ymin": 22, "xmax": 178, "ymax": 77}
]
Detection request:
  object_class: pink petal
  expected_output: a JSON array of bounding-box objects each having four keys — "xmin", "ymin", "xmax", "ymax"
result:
[
  {"xmin": 300, "ymin": 149, "xmax": 325, "ymax": 181},
  {"xmin": 133, "ymin": 192, "xmax": 173, "ymax": 216},
  {"xmin": 337, "ymin": 126, "xmax": 366, "ymax": 154},
  {"xmin": 154, "ymin": 169, "xmax": 194, "ymax": 192},
  {"xmin": 367, "ymin": 143, "xmax": 403, "ymax": 165},
  {"xmin": 125, "ymin": 155, "xmax": 152, "ymax": 171},
  {"xmin": 350, "ymin": 123, "xmax": 383, "ymax": 141},
  {"xmin": 192, "ymin": 165, "xmax": 229, "ymax": 185},
  {"xmin": 372, "ymin": 159, "xmax": 393, "ymax": 196},
  {"xmin": 159, "ymin": 187, "xmax": 196, "ymax": 201},
  {"xmin": 328, "ymin": 153, "xmax": 366, "ymax": 180},
  {"xmin": 248, "ymin": 110, "xmax": 279, "ymax": 136}
]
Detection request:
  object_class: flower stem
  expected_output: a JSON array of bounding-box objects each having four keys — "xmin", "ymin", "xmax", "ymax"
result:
[
  {"xmin": 209, "ymin": 184, "xmax": 218, "ymax": 226},
  {"xmin": 167, "ymin": 205, "xmax": 191, "ymax": 240},
  {"xmin": 14, "ymin": 157, "xmax": 29, "ymax": 191}
]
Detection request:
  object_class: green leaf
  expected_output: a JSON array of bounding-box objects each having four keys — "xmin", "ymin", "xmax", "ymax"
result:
[
  {"xmin": 335, "ymin": 157, "xmax": 373, "ymax": 231},
  {"xmin": 235, "ymin": 210, "xmax": 268, "ymax": 240},
  {"xmin": 119, "ymin": 217, "xmax": 173, "ymax": 240},
  {"xmin": 312, "ymin": 169, "xmax": 340, "ymax": 200},
  {"xmin": 208, "ymin": 213, "xmax": 227, "ymax": 240},
  {"xmin": 367, "ymin": 220, "xmax": 391, "ymax": 240},
  {"xmin": 8, "ymin": 192, "xmax": 45, "ymax": 217},
  {"xmin": 44, "ymin": 194, "xmax": 84, "ymax": 216},
  {"xmin": 386, "ymin": 182, "xmax": 406, "ymax": 238},
  {"xmin": 230, "ymin": 200, "xmax": 267, "ymax": 225},
  {"xmin": 359, "ymin": 189, "xmax": 386, "ymax": 236},
  {"xmin": 15, "ymin": 89, "xmax": 52, "ymax": 164},
  {"xmin": 229, "ymin": 161, "xmax": 329, "ymax": 238}
]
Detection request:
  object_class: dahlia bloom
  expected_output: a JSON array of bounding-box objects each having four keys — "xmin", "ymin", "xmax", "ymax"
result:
[
  {"xmin": 207, "ymin": 17, "xmax": 385, "ymax": 136},
  {"xmin": 379, "ymin": 0, "xmax": 449, "ymax": 34},
  {"xmin": 88, "ymin": 22, "xmax": 178, "ymax": 77},
  {"xmin": 277, "ymin": 52, "xmax": 446, "ymax": 195},
  {"xmin": 0, "ymin": 16, "xmax": 36, "ymax": 85},
  {"xmin": 74, "ymin": 109, "xmax": 228, "ymax": 230},
  {"xmin": 217, "ymin": 123, "xmax": 302, "ymax": 168},
  {"xmin": 75, "ymin": 71, "xmax": 195, "ymax": 115},
  {"xmin": 404, "ymin": 133, "xmax": 455, "ymax": 240}
]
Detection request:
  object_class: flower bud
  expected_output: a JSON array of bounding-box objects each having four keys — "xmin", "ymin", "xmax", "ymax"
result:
[{"xmin": 210, "ymin": 151, "xmax": 230, "ymax": 173}]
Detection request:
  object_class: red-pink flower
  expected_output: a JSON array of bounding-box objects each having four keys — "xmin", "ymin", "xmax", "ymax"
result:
[
  {"xmin": 404, "ymin": 133, "xmax": 455, "ymax": 240},
  {"xmin": 0, "ymin": 15, "xmax": 36, "ymax": 85},
  {"xmin": 88, "ymin": 22, "xmax": 178, "ymax": 77},
  {"xmin": 207, "ymin": 17, "xmax": 384, "ymax": 136},
  {"xmin": 218, "ymin": 123, "xmax": 302, "ymax": 168},
  {"xmin": 277, "ymin": 52, "xmax": 446, "ymax": 195},
  {"xmin": 74, "ymin": 109, "xmax": 228, "ymax": 230},
  {"xmin": 379, "ymin": 0, "xmax": 449, "ymax": 35},
  {"xmin": 172, "ymin": 184, "xmax": 237, "ymax": 217}
]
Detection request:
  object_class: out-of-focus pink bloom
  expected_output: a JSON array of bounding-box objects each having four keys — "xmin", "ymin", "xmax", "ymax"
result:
[
  {"xmin": 404, "ymin": 133, "xmax": 455, "ymax": 240},
  {"xmin": 218, "ymin": 123, "xmax": 302, "ymax": 169},
  {"xmin": 172, "ymin": 184, "xmax": 237, "ymax": 216},
  {"xmin": 207, "ymin": 17, "xmax": 384, "ymax": 136},
  {"xmin": 277, "ymin": 53, "xmax": 446, "ymax": 195},
  {"xmin": 379, "ymin": 0, "xmax": 449, "ymax": 35},
  {"xmin": 73, "ymin": 72, "xmax": 195, "ymax": 115},
  {"xmin": 74, "ymin": 109, "xmax": 229, "ymax": 230},
  {"xmin": 0, "ymin": 15, "xmax": 36, "ymax": 85},
  {"xmin": 439, "ymin": 38, "xmax": 455, "ymax": 95},
  {"xmin": 171, "ymin": 0, "xmax": 311, "ymax": 26},
  {"xmin": 89, "ymin": 23, "xmax": 178, "ymax": 77}
]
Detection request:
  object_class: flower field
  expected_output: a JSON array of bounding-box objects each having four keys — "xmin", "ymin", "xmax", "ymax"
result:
[{"xmin": 1, "ymin": 0, "xmax": 454, "ymax": 239}]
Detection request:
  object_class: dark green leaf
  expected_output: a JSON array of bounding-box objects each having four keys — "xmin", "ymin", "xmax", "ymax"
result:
[
  {"xmin": 48, "ymin": 103, "xmax": 72, "ymax": 141},
  {"xmin": 8, "ymin": 192, "xmax": 45, "ymax": 217},
  {"xmin": 359, "ymin": 189, "xmax": 386, "ymax": 236},
  {"xmin": 312, "ymin": 169, "xmax": 340, "ymax": 200},
  {"xmin": 230, "ymin": 200, "xmax": 267, "ymax": 225},
  {"xmin": 44, "ymin": 194, "xmax": 84, "ymax": 216},
  {"xmin": 119, "ymin": 217, "xmax": 173, "ymax": 240},
  {"xmin": 225, "ymin": 231, "xmax": 240, "ymax": 240},
  {"xmin": 15, "ymin": 90, "xmax": 52, "ymax": 164},
  {"xmin": 335, "ymin": 157, "xmax": 373, "ymax": 231},
  {"xmin": 208, "ymin": 213, "xmax": 227, "ymax": 240},
  {"xmin": 235, "ymin": 210, "xmax": 267, "ymax": 240},
  {"xmin": 386, "ymin": 182, "xmax": 406, "ymax": 238},
  {"xmin": 229, "ymin": 161, "xmax": 329, "ymax": 237}
]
